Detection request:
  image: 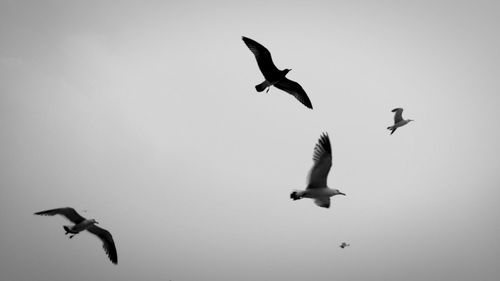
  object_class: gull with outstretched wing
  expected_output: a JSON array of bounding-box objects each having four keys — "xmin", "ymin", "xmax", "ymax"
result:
[
  {"xmin": 35, "ymin": 207, "xmax": 117, "ymax": 264},
  {"xmin": 290, "ymin": 133, "xmax": 346, "ymax": 208},
  {"xmin": 242, "ymin": 36, "xmax": 313, "ymax": 109},
  {"xmin": 387, "ymin": 108, "xmax": 414, "ymax": 135}
]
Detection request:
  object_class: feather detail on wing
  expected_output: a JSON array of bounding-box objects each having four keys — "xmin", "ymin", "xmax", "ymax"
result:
[
  {"xmin": 307, "ymin": 133, "xmax": 332, "ymax": 189},
  {"xmin": 87, "ymin": 225, "xmax": 118, "ymax": 264},
  {"xmin": 392, "ymin": 108, "xmax": 404, "ymax": 124},
  {"xmin": 274, "ymin": 78, "xmax": 313, "ymax": 109},
  {"xmin": 34, "ymin": 207, "xmax": 86, "ymax": 224},
  {"xmin": 242, "ymin": 36, "xmax": 280, "ymax": 77}
]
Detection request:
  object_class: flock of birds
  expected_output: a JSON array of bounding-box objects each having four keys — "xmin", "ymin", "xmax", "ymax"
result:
[{"xmin": 34, "ymin": 36, "xmax": 414, "ymax": 265}]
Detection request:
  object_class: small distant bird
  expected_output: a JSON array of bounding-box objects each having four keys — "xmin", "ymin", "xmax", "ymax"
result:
[
  {"xmin": 290, "ymin": 133, "xmax": 346, "ymax": 208},
  {"xmin": 387, "ymin": 108, "xmax": 414, "ymax": 135},
  {"xmin": 242, "ymin": 36, "xmax": 313, "ymax": 109},
  {"xmin": 34, "ymin": 207, "xmax": 118, "ymax": 264},
  {"xmin": 340, "ymin": 242, "xmax": 350, "ymax": 249}
]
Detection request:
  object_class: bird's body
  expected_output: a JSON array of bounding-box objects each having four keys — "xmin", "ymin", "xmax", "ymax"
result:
[
  {"xmin": 63, "ymin": 219, "xmax": 96, "ymax": 234},
  {"xmin": 254, "ymin": 69, "xmax": 290, "ymax": 92},
  {"xmin": 292, "ymin": 188, "xmax": 338, "ymax": 199},
  {"xmin": 35, "ymin": 207, "xmax": 118, "ymax": 264},
  {"xmin": 242, "ymin": 36, "xmax": 313, "ymax": 109},
  {"xmin": 340, "ymin": 242, "xmax": 350, "ymax": 249},
  {"xmin": 290, "ymin": 133, "xmax": 345, "ymax": 208},
  {"xmin": 387, "ymin": 108, "xmax": 414, "ymax": 135}
]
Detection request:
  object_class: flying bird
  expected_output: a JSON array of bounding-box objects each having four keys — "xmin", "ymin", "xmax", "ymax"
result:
[
  {"xmin": 242, "ymin": 36, "xmax": 313, "ymax": 109},
  {"xmin": 387, "ymin": 108, "xmax": 414, "ymax": 135},
  {"xmin": 34, "ymin": 207, "xmax": 118, "ymax": 264},
  {"xmin": 290, "ymin": 133, "xmax": 346, "ymax": 208},
  {"xmin": 340, "ymin": 242, "xmax": 350, "ymax": 249}
]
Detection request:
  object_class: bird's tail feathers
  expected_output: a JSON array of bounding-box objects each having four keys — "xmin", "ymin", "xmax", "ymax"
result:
[
  {"xmin": 290, "ymin": 190, "xmax": 305, "ymax": 200},
  {"xmin": 255, "ymin": 81, "xmax": 271, "ymax": 92}
]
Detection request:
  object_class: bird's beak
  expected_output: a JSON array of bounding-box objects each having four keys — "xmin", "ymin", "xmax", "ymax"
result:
[
  {"xmin": 339, "ymin": 192, "xmax": 346, "ymax": 196},
  {"xmin": 95, "ymin": 221, "xmax": 99, "ymax": 224}
]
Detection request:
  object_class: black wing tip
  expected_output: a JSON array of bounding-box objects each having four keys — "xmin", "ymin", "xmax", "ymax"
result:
[
  {"xmin": 319, "ymin": 131, "xmax": 330, "ymax": 141},
  {"xmin": 302, "ymin": 97, "xmax": 313, "ymax": 109},
  {"xmin": 319, "ymin": 132, "xmax": 332, "ymax": 153},
  {"xmin": 298, "ymin": 100, "xmax": 313, "ymax": 109},
  {"xmin": 106, "ymin": 250, "xmax": 118, "ymax": 264},
  {"xmin": 34, "ymin": 209, "xmax": 56, "ymax": 216},
  {"xmin": 241, "ymin": 36, "xmax": 254, "ymax": 45},
  {"xmin": 34, "ymin": 211, "xmax": 51, "ymax": 216},
  {"xmin": 108, "ymin": 246, "xmax": 118, "ymax": 264},
  {"xmin": 34, "ymin": 207, "xmax": 73, "ymax": 215}
]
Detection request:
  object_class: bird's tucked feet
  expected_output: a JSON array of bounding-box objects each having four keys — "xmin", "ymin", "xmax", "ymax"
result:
[{"xmin": 290, "ymin": 191, "xmax": 303, "ymax": 200}]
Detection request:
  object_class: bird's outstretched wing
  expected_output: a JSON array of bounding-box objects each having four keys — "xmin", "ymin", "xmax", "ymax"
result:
[
  {"xmin": 314, "ymin": 197, "xmax": 331, "ymax": 208},
  {"xmin": 87, "ymin": 225, "xmax": 118, "ymax": 264},
  {"xmin": 307, "ymin": 133, "xmax": 332, "ymax": 189},
  {"xmin": 34, "ymin": 207, "xmax": 86, "ymax": 224},
  {"xmin": 274, "ymin": 78, "xmax": 313, "ymax": 109},
  {"xmin": 242, "ymin": 36, "xmax": 280, "ymax": 78},
  {"xmin": 392, "ymin": 108, "xmax": 404, "ymax": 124}
]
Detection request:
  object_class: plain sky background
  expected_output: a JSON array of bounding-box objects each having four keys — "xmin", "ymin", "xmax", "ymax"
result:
[{"xmin": 1, "ymin": 0, "xmax": 500, "ymax": 280}]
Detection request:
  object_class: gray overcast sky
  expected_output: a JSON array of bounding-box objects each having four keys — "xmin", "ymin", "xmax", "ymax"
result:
[{"xmin": 1, "ymin": 0, "xmax": 500, "ymax": 280}]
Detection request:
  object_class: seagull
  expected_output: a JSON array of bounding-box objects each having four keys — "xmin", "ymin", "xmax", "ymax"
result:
[
  {"xmin": 242, "ymin": 36, "xmax": 313, "ymax": 109},
  {"xmin": 387, "ymin": 108, "xmax": 414, "ymax": 135},
  {"xmin": 34, "ymin": 207, "xmax": 118, "ymax": 264},
  {"xmin": 290, "ymin": 133, "xmax": 346, "ymax": 208},
  {"xmin": 340, "ymin": 242, "xmax": 350, "ymax": 249}
]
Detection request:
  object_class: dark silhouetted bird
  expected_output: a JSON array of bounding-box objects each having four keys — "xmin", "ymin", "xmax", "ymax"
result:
[
  {"xmin": 35, "ymin": 207, "xmax": 118, "ymax": 264},
  {"xmin": 340, "ymin": 242, "xmax": 350, "ymax": 249},
  {"xmin": 387, "ymin": 108, "xmax": 414, "ymax": 135},
  {"xmin": 242, "ymin": 36, "xmax": 313, "ymax": 109},
  {"xmin": 290, "ymin": 133, "xmax": 346, "ymax": 208}
]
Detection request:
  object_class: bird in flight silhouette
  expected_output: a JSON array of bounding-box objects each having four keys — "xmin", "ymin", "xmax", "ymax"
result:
[
  {"xmin": 35, "ymin": 207, "xmax": 118, "ymax": 264},
  {"xmin": 242, "ymin": 36, "xmax": 313, "ymax": 109},
  {"xmin": 340, "ymin": 242, "xmax": 350, "ymax": 249},
  {"xmin": 290, "ymin": 133, "xmax": 346, "ymax": 208},
  {"xmin": 387, "ymin": 108, "xmax": 414, "ymax": 135}
]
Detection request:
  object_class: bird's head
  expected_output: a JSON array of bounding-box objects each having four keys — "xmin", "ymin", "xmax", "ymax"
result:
[
  {"xmin": 334, "ymin": 189, "xmax": 346, "ymax": 196},
  {"xmin": 283, "ymin": 68, "xmax": 292, "ymax": 75},
  {"xmin": 91, "ymin": 219, "xmax": 99, "ymax": 224}
]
